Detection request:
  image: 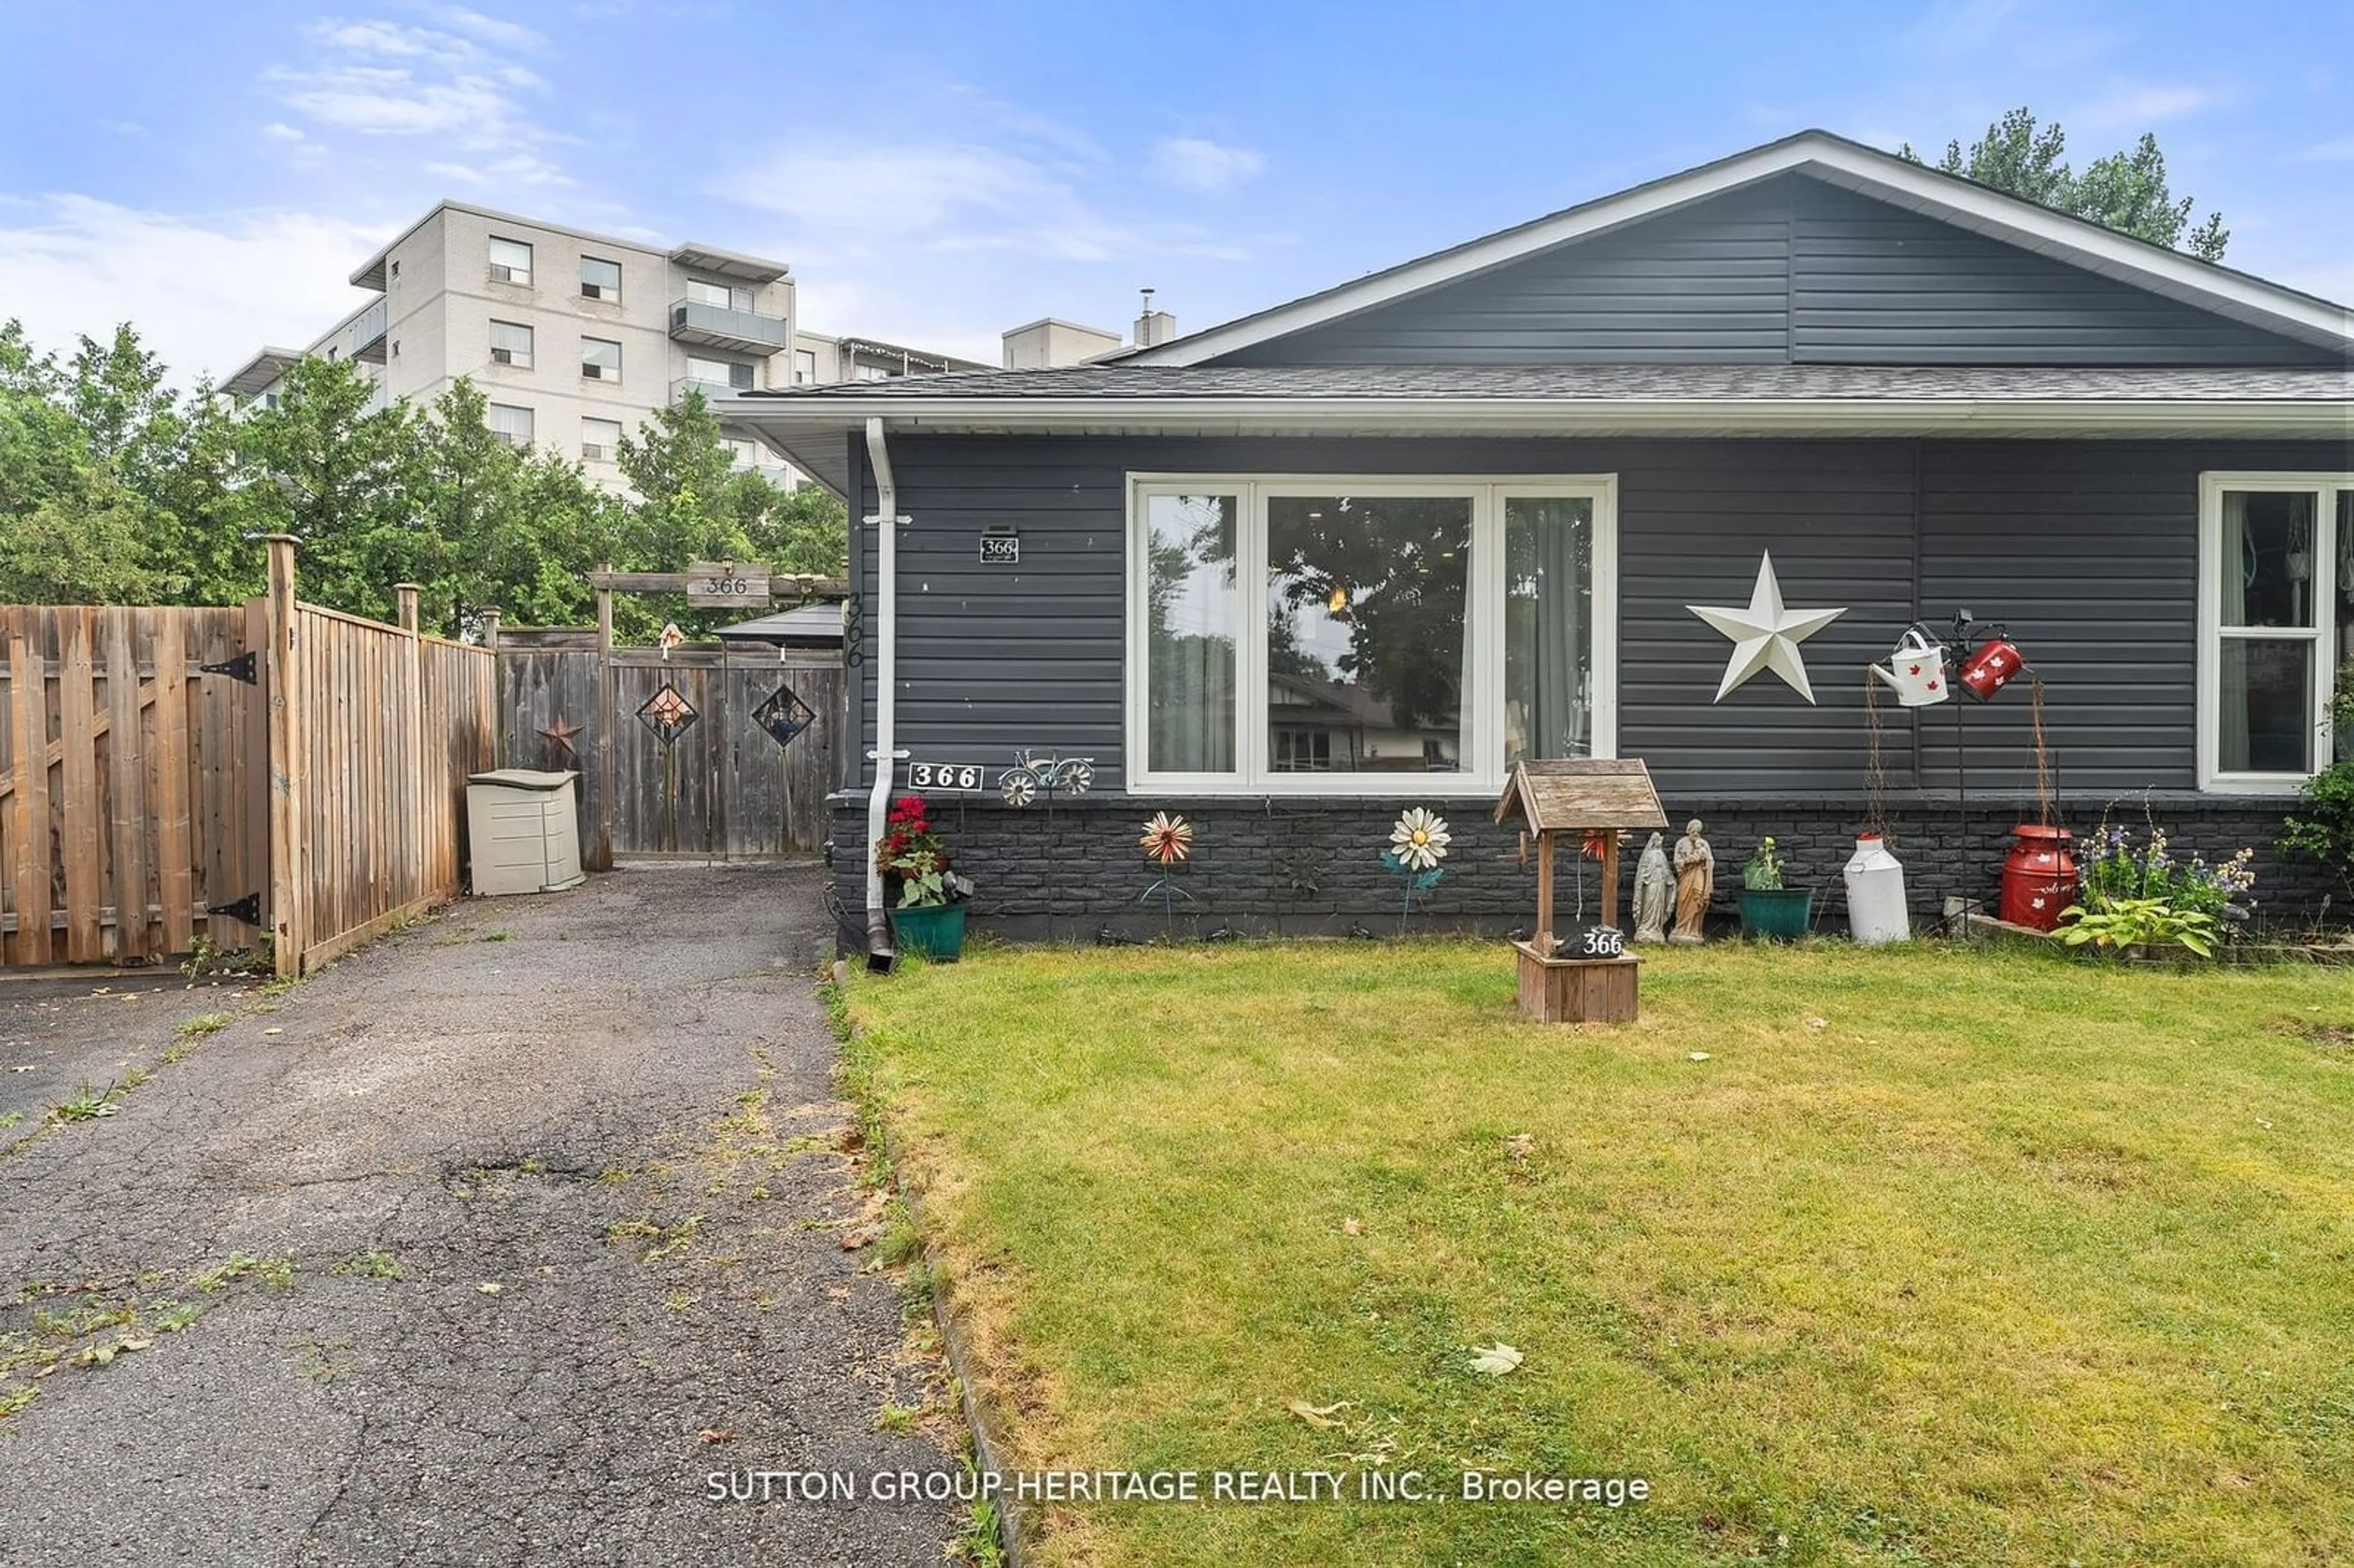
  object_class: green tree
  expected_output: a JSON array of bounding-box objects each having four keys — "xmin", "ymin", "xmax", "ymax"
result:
[
  {"xmin": 0, "ymin": 321, "xmax": 180, "ymax": 603},
  {"xmin": 413, "ymin": 379, "xmax": 627, "ymax": 634},
  {"xmin": 230, "ymin": 354, "xmax": 425, "ymax": 622},
  {"xmin": 734, "ymin": 474, "xmax": 849, "ymax": 578},
  {"xmin": 1901, "ymin": 107, "xmax": 2229, "ymax": 261}
]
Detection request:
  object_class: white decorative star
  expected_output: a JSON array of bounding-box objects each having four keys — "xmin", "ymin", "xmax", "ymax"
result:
[{"xmin": 1685, "ymin": 552, "xmax": 1846, "ymax": 704}]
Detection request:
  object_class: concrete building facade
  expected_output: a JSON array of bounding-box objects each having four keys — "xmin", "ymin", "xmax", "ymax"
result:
[{"xmin": 224, "ymin": 201, "xmax": 987, "ymax": 484}]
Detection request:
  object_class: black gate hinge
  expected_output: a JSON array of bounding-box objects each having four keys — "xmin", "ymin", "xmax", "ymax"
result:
[
  {"xmin": 199, "ymin": 651, "xmax": 259, "ymax": 685},
  {"xmin": 205, "ymin": 893, "xmax": 263, "ymax": 926}
]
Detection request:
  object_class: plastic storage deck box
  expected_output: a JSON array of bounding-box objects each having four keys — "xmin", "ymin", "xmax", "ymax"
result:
[{"xmin": 465, "ymin": 770, "xmax": 587, "ymax": 896}]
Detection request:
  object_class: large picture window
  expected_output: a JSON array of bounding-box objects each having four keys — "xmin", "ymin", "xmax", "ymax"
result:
[
  {"xmin": 2199, "ymin": 474, "xmax": 2351, "ymax": 790},
  {"xmin": 1128, "ymin": 476, "xmax": 1615, "ymax": 794}
]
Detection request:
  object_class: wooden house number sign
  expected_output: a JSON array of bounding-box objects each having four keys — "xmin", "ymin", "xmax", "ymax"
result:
[{"xmin": 685, "ymin": 561, "xmax": 769, "ymax": 606}]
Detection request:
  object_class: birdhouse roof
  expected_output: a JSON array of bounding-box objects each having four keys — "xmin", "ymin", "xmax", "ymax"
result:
[{"xmin": 1493, "ymin": 758, "xmax": 1669, "ymax": 833}]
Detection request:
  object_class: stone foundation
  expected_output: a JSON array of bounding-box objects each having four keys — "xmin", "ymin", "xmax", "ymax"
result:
[{"xmin": 826, "ymin": 790, "xmax": 2326, "ymax": 950}]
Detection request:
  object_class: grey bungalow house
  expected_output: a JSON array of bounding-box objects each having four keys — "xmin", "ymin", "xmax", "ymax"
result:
[{"xmin": 719, "ymin": 131, "xmax": 2354, "ymax": 946}]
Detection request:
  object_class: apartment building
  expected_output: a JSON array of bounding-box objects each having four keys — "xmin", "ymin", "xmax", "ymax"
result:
[{"xmin": 223, "ymin": 201, "xmax": 986, "ymax": 483}]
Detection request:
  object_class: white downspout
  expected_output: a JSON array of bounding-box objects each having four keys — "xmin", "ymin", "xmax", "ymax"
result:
[{"xmin": 863, "ymin": 416, "xmax": 903, "ymax": 964}]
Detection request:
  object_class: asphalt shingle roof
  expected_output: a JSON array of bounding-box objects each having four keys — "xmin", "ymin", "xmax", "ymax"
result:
[{"xmin": 741, "ymin": 363, "xmax": 2353, "ymax": 403}]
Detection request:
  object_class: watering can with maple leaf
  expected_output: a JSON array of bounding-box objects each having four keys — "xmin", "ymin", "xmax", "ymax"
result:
[
  {"xmin": 1868, "ymin": 625, "xmax": 1951, "ymax": 707},
  {"xmin": 1957, "ymin": 629, "xmax": 2026, "ymax": 701}
]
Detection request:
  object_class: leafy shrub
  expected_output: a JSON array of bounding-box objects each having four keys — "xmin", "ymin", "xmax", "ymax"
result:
[
  {"xmin": 2280, "ymin": 763, "xmax": 2354, "ymax": 905},
  {"xmin": 2057, "ymin": 897, "xmax": 2220, "ymax": 959}
]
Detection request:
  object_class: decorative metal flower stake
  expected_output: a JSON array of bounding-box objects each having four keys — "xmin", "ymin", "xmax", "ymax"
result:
[
  {"xmin": 1383, "ymin": 809, "xmax": 1452, "ymax": 933},
  {"xmin": 1138, "ymin": 812, "xmax": 1196, "ymax": 935}
]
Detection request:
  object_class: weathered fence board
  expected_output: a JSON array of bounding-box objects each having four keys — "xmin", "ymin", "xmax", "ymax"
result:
[
  {"xmin": 2, "ymin": 547, "xmax": 497, "ymax": 976},
  {"xmin": 0, "ymin": 605, "xmax": 263, "ymax": 965},
  {"xmin": 497, "ymin": 634, "xmax": 838, "ymax": 862},
  {"xmin": 286, "ymin": 603, "xmax": 495, "ymax": 976}
]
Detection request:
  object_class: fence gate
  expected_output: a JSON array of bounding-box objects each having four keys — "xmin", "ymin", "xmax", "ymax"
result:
[
  {"xmin": 497, "ymin": 633, "xmax": 840, "ymax": 864},
  {"xmin": 1, "ymin": 605, "xmax": 270, "ymax": 965},
  {"xmin": 4, "ymin": 541, "xmax": 500, "ymax": 976}
]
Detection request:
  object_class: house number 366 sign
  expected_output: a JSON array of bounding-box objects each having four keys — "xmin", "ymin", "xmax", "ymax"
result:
[{"xmin": 685, "ymin": 560, "xmax": 769, "ymax": 606}]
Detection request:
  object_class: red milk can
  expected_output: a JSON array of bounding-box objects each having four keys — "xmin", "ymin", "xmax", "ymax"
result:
[{"xmin": 2000, "ymin": 825, "xmax": 2076, "ymax": 930}]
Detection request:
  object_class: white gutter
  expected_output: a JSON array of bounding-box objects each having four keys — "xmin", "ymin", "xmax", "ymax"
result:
[{"xmin": 862, "ymin": 416, "xmax": 904, "ymax": 965}]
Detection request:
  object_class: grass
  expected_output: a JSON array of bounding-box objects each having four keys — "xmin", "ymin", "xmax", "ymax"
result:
[{"xmin": 845, "ymin": 940, "xmax": 2354, "ymax": 1568}]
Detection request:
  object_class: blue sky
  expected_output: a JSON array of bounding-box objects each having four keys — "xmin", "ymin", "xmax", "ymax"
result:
[{"xmin": 1, "ymin": 0, "xmax": 2348, "ymax": 383}]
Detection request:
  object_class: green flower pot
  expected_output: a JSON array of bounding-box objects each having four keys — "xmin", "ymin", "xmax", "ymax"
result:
[
  {"xmin": 889, "ymin": 902, "xmax": 967, "ymax": 962},
  {"xmin": 1739, "ymin": 888, "xmax": 1814, "ymax": 942}
]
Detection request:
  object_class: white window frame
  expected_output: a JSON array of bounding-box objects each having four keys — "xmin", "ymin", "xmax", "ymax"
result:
[
  {"xmin": 580, "ymin": 416, "xmax": 622, "ymax": 462},
  {"xmin": 488, "ymin": 236, "xmax": 533, "ymax": 286},
  {"xmin": 487, "ymin": 402, "xmax": 533, "ymax": 447},
  {"xmin": 2198, "ymin": 471, "xmax": 2347, "ymax": 792},
  {"xmin": 1124, "ymin": 473, "xmax": 1618, "ymax": 797}
]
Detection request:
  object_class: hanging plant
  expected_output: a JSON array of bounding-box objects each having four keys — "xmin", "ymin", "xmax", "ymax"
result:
[{"xmin": 1382, "ymin": 809, "xmax": 1451, "ymax": 932}]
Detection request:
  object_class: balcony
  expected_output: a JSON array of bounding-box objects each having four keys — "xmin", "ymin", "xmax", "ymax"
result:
[
  {"xmin": 669, "ymin": 375, "xmax": 753, "ymax": 406},
  {"xmin": 668, "ymin": 297, "xmax": 789, "ymax": 354},
  {"xmin": 346, "ymin": 297, "xmax": 389, "ymax": 364}
]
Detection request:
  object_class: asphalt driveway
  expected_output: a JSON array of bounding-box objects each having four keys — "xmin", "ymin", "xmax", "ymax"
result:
[{"xmin": 0, "ymin": 866, "xmax": 961, "ymax": 1567}]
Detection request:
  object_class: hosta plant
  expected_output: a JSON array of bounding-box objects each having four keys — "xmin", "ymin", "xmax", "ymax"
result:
[{"xmin": 2057, "ymin": 897, "xmax": 2220, "ymax": 959}]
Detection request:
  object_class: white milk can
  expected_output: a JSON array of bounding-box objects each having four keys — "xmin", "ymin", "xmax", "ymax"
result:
[{"xmin": 1843, "ymin": 833, "xmax": 1910, "ymax": 945}]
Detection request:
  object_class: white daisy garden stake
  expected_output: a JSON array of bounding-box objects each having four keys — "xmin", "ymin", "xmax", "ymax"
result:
[{"xmin": 1384, "ymin": 809, "xmax": 1452, "ymax": 932}]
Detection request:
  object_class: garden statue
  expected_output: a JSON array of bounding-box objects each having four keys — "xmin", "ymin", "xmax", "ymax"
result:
[
  {"xmin": 1670, "ymin": 819, "xmax": 1713, "ymax": 943},
  {"xmin": 1632, "ymin": 831, "xmax": 1672, "ymax": 943}
]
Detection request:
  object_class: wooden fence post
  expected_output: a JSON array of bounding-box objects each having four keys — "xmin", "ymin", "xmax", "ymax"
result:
[
  {"xmin": 593, "ymin": 571, "xmax": 615, "ymax": 871},
  {"xmin": 394, "ymin": 582, "xmax": 425, "ymax": 921},
  {"xmin": 481, "ymin": 608, "xmax": 501, "ymax": 652},
  {"xmin": 264, "ymin": 535, "xmax": 305, "ymax": 978}
]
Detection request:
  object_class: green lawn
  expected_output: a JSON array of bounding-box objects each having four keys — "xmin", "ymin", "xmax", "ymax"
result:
[{"xmin": 844, "ymin": 940, "xmax": 2354, "ymax": 1567}]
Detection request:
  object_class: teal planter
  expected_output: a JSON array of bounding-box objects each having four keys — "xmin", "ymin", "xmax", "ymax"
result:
[
  {"xmin": 889, "ymin": 902, "xmax": 967, "ymax": 962},
  {"xmin": 1739, "ymin": 888, "xmax": 1815, "ymax": 941}
]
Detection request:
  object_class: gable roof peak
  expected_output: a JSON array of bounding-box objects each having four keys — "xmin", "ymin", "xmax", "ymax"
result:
[{"xmin": 1118, "ymin": 130, "xmax": 2352, "ymax": 367}]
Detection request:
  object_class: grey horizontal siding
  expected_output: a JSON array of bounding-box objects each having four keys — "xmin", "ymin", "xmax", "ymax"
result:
[
  {"xmin": 1912, "ymin": 437, "xmax": 2341, "ymax": 797},
  {"xmin": 1202, "ymin": 172, "xmax": 2339, "ymax": 370},
  {"xmin": 845, "ymin": 435, "xmax": 2353, "ymax": 816},
  {"xmin": 1214, "ymin": 181, "xmax": 1794, "ymax": 366},
  {"xmin": 1789, "ymin": 181, "xmax": 2337, "ymax": 366}
]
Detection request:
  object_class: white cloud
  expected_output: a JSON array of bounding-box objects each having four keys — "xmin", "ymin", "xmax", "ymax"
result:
[
  {"xmin": 425, "ymin": 152, "xmax": 571, "ymax": 188},
  {"xmin": 435, "ymin": 7, "xmax": 546, "ymax": 50},
  {"xmin": 262, "ymin": 122, "xmax": 308, "ymax": 142},
  {"xmin": 262, "ymin": 11, "xmax": 569, "ymax": 188},
  {"xmin": 1150, "ymin": 136, "xmax": 1265, "ymax": 191},
  {"xmin": 0, "ymin": 196, "xmax": 392, "ymax": 382},
  {"xmin": 2075, "ymin": 83, "xmax": 2228, "ymax": 131},
  {"xmin": 724, "ymin": 138, "xmax": 1259, "ymax": 266}
]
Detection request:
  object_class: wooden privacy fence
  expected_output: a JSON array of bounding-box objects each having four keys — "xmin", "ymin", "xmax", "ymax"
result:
[
  {"xmin": 2, "ymin": 537, "xmax": 497, "ymax": 977},
  {"xmin": 2, "ymin": 604, "xmax": 268, "ymax": 965},
  {"xmin": 497, "ymin": 631, "xmax": 840, "ymax": 864}
]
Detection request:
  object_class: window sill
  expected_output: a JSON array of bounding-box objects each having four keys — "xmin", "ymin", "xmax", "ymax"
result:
[
  {"xmin": 2199, "ymin": 774, "xmax": 2321, "ymax": 796},
  {"xmin": 1127, "ymin": 775, "xmax": 1507, "ymax": 800}
]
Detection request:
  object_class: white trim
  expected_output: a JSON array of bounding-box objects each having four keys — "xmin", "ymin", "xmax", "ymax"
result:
[
  {"xmin": 1124, "ymin": 473, "xmax": 1619, "ymax": 797},
  {"xmin": 718, "ymin": 394, "xmax": 2353, "ymax": 443},
  {"xmin": 2196, "ymin": 471, "xmax": 2347, "ymax": 792},
  {"xmin": 1118, "ymin": 131, "xmax": 2354, "ymax": 366}
]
